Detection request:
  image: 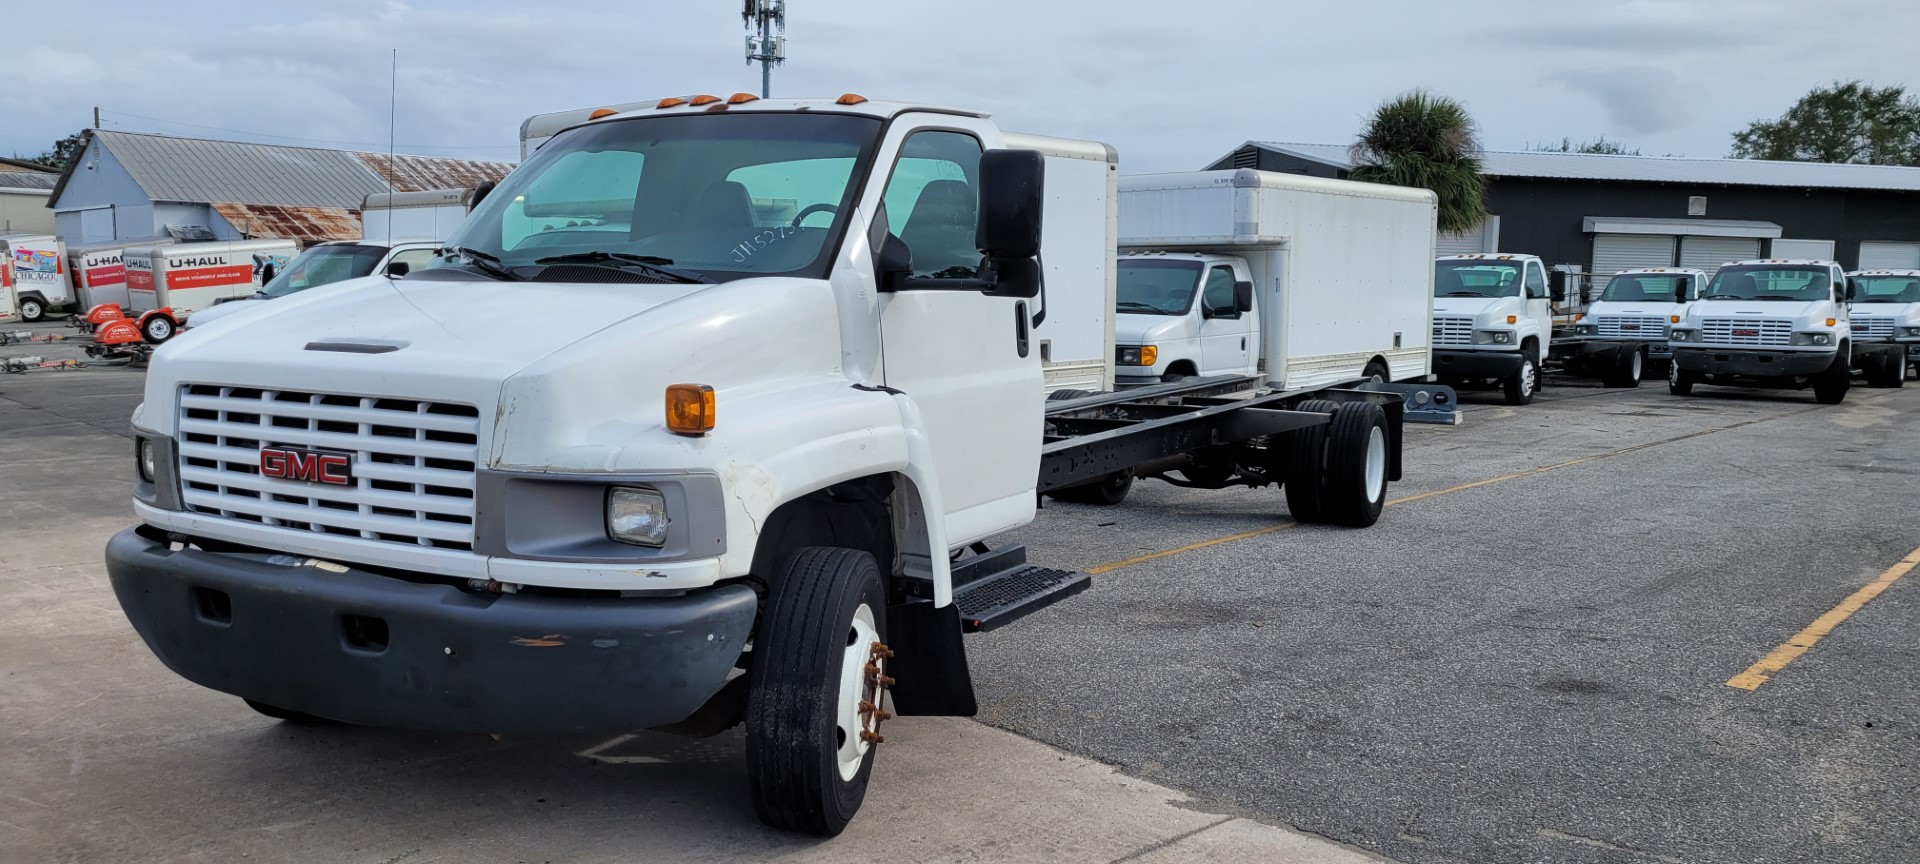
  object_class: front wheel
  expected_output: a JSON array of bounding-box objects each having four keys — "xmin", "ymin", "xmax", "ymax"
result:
[
  {"xmin": 1813, "ymin": 353, "xmax": 1850, "ymax": 404},
  {"xmin": 746, "ymin": 547, "xmax": 891, "ymax": 836},
  {"xmin": 1668, "ymin": 360, "xmax": 1696, "ymax": 396},
  {"xmin": 1503, "ymin": 354, "xmax": 1539, "ymax": 405}
]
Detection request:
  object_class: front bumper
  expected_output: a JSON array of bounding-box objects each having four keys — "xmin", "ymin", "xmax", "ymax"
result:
[
  {"xmin": 1672, "ymin": 347, "xmax": 1834, "ymax": 378},
  {"xmin": 1433, "ymin": 348, "xmax": 1524, "ymax": 380},
  {"xmin": 105, "ymin": 525, "xmax": 757, "ymax": 734}
]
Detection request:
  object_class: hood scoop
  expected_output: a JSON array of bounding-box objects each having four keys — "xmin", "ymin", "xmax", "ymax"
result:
[{"xmin": 304, "ymin": 339, "xmax": 409, "ymax": 354}]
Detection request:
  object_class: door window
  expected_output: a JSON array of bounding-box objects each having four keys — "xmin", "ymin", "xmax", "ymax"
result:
[
  {"xmin": 385, "ymin": 248, "xmax": 437, "ymax": 274},
  {"xmin": 1525, "ymin": 263, "xmax": 1548, "ymax": 299},
  {"xmin": 1201, "ymin": 266, "xmax": 1237, "ymax": 314},
  {"xmin": 878, "ymin": 131, "xmax": 983, "ymax": 279}
]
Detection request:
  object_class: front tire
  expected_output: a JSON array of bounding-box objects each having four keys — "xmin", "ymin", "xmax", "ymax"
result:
[
  {"xmin": 1503, "ymin": 353, "xmax": 1539, "ymax": 405},
  {"xmin": 1813, "ymin": 353, "xmax": 1850, "ymax": 404},
  {"xmin": 1668, "ymin": 360, "xmax": 1696, "ymax": 396},
  {"xmin": 746, "ymin": 547, "xmax": 890, "ymax": 837}
]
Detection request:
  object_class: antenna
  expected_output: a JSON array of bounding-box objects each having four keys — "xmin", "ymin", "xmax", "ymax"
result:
[
  {"xmin": 742, "ymin": 0, "xmax": 787, "ymax": 98},
  {"xmin": 387, "ymin": 48, "xmax": 397, "ymax": 249}
]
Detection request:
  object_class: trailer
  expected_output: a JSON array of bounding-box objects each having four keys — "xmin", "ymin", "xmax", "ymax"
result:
[
  {"xmin": 66, "ymin": 238, "xmax": 176, "ymax": 323},
  {"xmin": 361, "ymin": 189, "xmax": 478, "ymax": 244},
  {"xmin": 120, "ymin": 239, "xmax": 297, "ymax": 342},
  {"xmin": 1, "ymin": 233, "xmax": 71, "ymax": 322}
]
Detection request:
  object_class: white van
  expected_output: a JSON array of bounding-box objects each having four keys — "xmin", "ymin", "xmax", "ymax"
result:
[{"xmin": 123, "ymin": 239, "xmax": 297, "ymax": 342}]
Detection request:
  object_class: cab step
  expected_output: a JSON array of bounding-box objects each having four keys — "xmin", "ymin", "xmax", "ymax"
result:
[{"xmin": 948, "ymin": 545, "xmax": 1090, "ymax": 633}]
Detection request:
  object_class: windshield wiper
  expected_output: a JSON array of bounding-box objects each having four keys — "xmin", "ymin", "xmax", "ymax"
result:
[
  {"xmin": 1116, "ymin": 301, "xmax": 1165, "ymax": 313},
  {"xmin": 1754, "ymin": 294, "xmax": 1802, "ymax": 300},
  {"xmin": 1443, "ymin": 291, "xmax": 1492, "ymax": 297},
  {"xmin": 534, "ymin": 251, "xmax": 712, "ymax": 284},
  {"xmin": 439, "ymin": 246, "xmax": 522, "ymax": 282},
  {"xmin": 1704, "ymin": 295, "xmax": 1749, "ymax": 301}
]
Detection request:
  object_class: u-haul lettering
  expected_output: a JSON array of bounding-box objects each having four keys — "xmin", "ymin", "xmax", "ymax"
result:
[
  {"xmin": 126, "ymin": 257, "xmax": 156, "ymax": 293},
  {"xmin": 82, "ymin": 252, "xmax": 126, "ymax": 287}
]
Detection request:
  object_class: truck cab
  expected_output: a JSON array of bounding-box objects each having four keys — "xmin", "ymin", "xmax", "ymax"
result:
[
  {"xmin": 1844, "ymin": 269, "xmax": 1920, "ymax": 376},
  {"xmin": 1114, "ymin": 252, "xmax": 1257, "ymax": 383},
  {"xmin": 1667, "ymin": 259, "xmax": 1900, "ymax": 402},
  {"xmin": 1573, "ymin": 267, "xmax": 1704, "ymax": 363},
  {"xmin": 1430, "ymin": 254, "xmax": 1554, "ymax": 404}
]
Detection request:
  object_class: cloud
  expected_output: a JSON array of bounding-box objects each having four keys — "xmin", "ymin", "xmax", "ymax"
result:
[{"xmin": 1548, "ymin": 65, "xmax": 1699, "ymax": 136}]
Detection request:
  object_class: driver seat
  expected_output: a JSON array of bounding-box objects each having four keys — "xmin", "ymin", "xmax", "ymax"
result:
[
  {"xmin": 1436, "ymin": 269, "xmax": 1467, "ymax": 293},
  {"xmin": 1719, "ymin": 273, "xmax": 1758, "ymax": 297},
  {"xmin": 693, "ymin": 181, "xmax": 755, "ymax": 230},
  {"xmin": 899, "ymin": 180, "xmax": 979, "ymax": 276}
]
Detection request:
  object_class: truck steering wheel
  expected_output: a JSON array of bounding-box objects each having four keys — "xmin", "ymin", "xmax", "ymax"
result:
[{"xmin": 790, "ymin": 203, "xmax": 838, "ymax": 228}]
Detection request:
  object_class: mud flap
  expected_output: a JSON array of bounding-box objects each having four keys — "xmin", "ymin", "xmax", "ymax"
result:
[{"xmin": 884, "ymin": 599, "xmax": 977, "ymax": 717}]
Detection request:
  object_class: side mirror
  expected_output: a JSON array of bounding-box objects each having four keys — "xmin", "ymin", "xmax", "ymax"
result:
[
  {"xmin": 1844, "ymin": 278, "xmax": 1857, "ymax": 301},
  {"xmin": 1549, "ymin": 272, "xmax": 1568, "ymax": 303},
  {"xmin": 977, "ymin": 149, "xmax": 1044, "ymax": 260},
  {"xmin": 1233, "ymin": 280, "xmax": 1254, "ymax": 313},
  {"xmin": 385, "ymin": 261, "xmax": 412, "ymax": 278},
  {"xmin": 470, "ymin": 180, "xmax": 496, "ymax": 211},
  {"xmin": 259, "ymin": 263, "xmax": 276, "ymax": 283}
]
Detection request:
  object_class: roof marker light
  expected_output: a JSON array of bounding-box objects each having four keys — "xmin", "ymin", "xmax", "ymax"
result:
[
  {"xmin": 588, "ymin": 108, "xmax": 618, "ymax": 120},
  {"xmin": 689, "ymin": 94, "xmax": 722, "ymax": 106},
  {"xmin": 728, "ymin": 92, "xmax": 759, "ymax": 104},
  {"xmin": 835, "ymin": 93, "xmax": 869, "ymax": 105},
  {"xmin": 656, "ymin": 97, "xmax": 688, "ymax": 109}
]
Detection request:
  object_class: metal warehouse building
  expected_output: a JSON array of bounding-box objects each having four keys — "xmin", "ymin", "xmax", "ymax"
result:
[
  {"xmin": 46, "ymin": 130, "xmax": 513, "ymax": 246},
  {"xmin": 1211, "ymin": 143, "xmax": 1920, "ymax": 284}
]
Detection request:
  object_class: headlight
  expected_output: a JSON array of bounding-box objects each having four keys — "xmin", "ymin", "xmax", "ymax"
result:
[
  {"xmin": 607, "ymin": 486, "xmax": 670, "ymax": 547},
  {"xmin": 1574, "ymin": 324, "xmax": 1596, "ymax": 335},
  {"xmin": 1791, "ymin": 332, "xmax": 1833, "ymax": 346},
  {"xmin": 1902, "ymin": 326, "xmax": 1920, "ymax": 337},
  {"xmin": 137, "ymin": 438, "xmax": 157, "ymax": 483},
  {"xmin": 1116, "ymin": 345, "xmax": 1158, "ymax": 366},
  {"xmin": 1668, "ymin": 329, "xmax": 1695, "ymax": 342},
  {"xmin": 1475, "ymin": 330, "xmax": 1514, "ymax": 345}
]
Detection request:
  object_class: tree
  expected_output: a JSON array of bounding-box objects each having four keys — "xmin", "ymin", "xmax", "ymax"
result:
[
  {"xmin": 1533, "ymin": 135, "xmax": 1641, "ymax": 156},
  {"xmin": 1349, "ymin": 90, "xmax": 1488, "ymax": 233},
  {"xmin": 15, "ymin": 132, "xmax": 86, "ymax": 170},
  {"xmin": 1730, "ymin": 81, "xmax": 1920, "ymax": 165}
]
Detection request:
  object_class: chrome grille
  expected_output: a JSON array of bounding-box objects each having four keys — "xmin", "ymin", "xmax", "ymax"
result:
[
  {"xmin": 175, "ymin": 385, "xmax": 481, "ymax": 551},
  {"xmin": 1432, "ymin": 316, "xmax": 1474, "ymax": 346},
  {"xmin": 1699, "ymin": 318, "xmax": 1792, "ymax": 347},
  {"xmin": 1595, "ymin": 315, "xmax": 1669, "ymax": 339},
  {"xmin": 1851, "ymin": 317, "xmax": 1895, "ymax": 339}
]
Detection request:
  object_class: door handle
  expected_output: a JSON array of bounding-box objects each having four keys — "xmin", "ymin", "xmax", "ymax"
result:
[
  {"xmin": 1014, "ymin": 301, "xmax": 1030, "ymax": 358},
  {"xmin": 1240, "ymin": 337, "xmax": 1246, "ymax": 350}
]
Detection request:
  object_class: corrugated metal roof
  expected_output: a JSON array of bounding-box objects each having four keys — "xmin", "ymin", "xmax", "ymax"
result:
[
  {"xmin": 1247, "ymin": 142, "xmax": 1920, "ymax": 192},
  {"xmin": 210, "ymin": 203, "xmax": 364, "ymax": 244},
  {"xmin": 0, "ymin": 172, "xmax": 56, "ymax": 190},
  {"xmin": 78, "ymin": 130, "xmax": 513, "ymax": 209}
]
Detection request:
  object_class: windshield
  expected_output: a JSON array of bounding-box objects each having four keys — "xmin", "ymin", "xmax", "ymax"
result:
[
  {"xmin": 1853, "ymin": 275, "xmax": 1920, "ymax": 303},
  {"xmin": 438, "ymin": 112, "xmax": 882, "ymax": 282},
  {"xmin": 1434, "ymin": 261, "xmax": 1522, "ymax": 298},
  {"xmin": 1117, "ymin": 260, "xmax": 1202, "ymax": 315},
  {"xmin": 1703, "ymin": 265, "xmax": 1832, "ymax": 301},
  {"xmin": 261, "ymin": 245, "xmax": 387, "ymax": 298},
  {"xmin": 1600, "ymin": 274, "xmax": 1687, "ymax": 303}
]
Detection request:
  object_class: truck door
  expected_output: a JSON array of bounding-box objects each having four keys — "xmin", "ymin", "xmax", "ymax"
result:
[
  {"xmin": 872, "ymin": 122, "xmax": 1042, "ymax": 543},
  {"xmin": 1525, "ymin": 260, "xmax": 1553, "ymax": 358},
  {"xmin": 1197, "ymin": 263, "xmax": 1255, "ymax": 375}
]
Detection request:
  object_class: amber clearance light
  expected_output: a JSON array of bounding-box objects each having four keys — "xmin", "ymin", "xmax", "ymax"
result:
[{"xmin": 666, "ymin": 384, "xmax": 716, "ymax": 436}]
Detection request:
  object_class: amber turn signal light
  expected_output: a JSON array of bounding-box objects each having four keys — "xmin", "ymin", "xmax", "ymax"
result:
[{"xmin": 666, "ymin": 384, "xmax": 716, "ymax": 436}]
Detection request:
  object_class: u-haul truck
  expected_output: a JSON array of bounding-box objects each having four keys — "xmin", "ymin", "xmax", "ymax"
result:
[{"xmin": 121, "ymin": 240, "xmax": 296, "ymax": 342}]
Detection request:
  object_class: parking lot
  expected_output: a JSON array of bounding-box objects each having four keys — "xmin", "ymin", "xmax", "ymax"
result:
[{"xmin": 3, "ymin": 338, "xmax": 1915, "ymax": 864}]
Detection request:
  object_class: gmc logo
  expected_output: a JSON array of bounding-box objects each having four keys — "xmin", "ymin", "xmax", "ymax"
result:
[
  {"xmin": 1732, "ymin": 328, "xmax": 1759, "ymax": 337},
  {"xmin": 260, "ymin": 447, "xmax": 353, "ymax": 486}
]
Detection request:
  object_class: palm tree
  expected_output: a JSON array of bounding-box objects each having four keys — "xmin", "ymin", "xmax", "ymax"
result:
[{"xmin": 1349, "ymin": 91, "xmax": 1489, "ymax": 233}]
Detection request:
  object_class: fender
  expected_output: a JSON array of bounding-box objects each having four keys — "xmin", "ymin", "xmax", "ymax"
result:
[
  {"xmin": 94, "ymin": 318, "xmax": 144, "ymax": 346},
  {"xmin": 84, "ymin": 303, "xmax": 127, "ymax": 326}
]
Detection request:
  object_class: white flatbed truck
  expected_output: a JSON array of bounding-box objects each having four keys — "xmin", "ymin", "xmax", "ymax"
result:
[{"xmin": 104, "ymin": 94, "xmax": 1440, "ymax": 836}]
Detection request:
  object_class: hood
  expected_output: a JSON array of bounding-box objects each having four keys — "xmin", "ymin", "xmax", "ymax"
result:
[
  {"xmin": 1850, "ymin": 300, "xmax": 1920, "ymax": 316},
  {"xmin": 184, "ymin": 296, "xmax": 265, "ymax": 329},
  {"xmin": 1588, "ymin": 300, "xmax": 1684, "ymax": 316},
  {"xmin": 1685, "ymin": 299, "xmax": 1829, "ymax": 322},
  {"xmin": 1431, "ymin": 296, "xmax": 1515, "ymax": 318},
  {"xmin": 147, "ymin": 273, "xmax": 711, "ymax": 429},
  {"xmin": 1115, "ymin": 312, "xmax": 1190, "ymax": 344}
]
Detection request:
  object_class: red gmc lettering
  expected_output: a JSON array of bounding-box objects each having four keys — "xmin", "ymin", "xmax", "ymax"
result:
[{"xmin": 259, "ymin": 449, "xmax": 353, "ymax": 485}]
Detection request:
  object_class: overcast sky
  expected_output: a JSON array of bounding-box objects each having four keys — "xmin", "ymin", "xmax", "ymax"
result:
[{"xmin": 6, "ymin": 0, "xmax": 1917, "ymax": 171}]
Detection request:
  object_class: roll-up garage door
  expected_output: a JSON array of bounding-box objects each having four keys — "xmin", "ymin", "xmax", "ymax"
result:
[
  {"xmin": 1858, "ymin": 241, "xmax": 1920, "ymax": 270},
  {"xmin": 1436, "ymin": 217, "xmax": 1495, "ymax": 256},
  {"xmin": 1769, "ymin": 238, "xmax": 1834, "ymax": 261},
  {"xmin": 1592, "ymin": 234, "xmax": 1675, "ymax": 291},
  {"xmin": 1679, "ymin": 236, "xmax": 1760, "ymax": 274}
]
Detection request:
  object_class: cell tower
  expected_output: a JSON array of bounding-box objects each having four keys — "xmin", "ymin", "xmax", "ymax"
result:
[{"xmin": 743, "ymin": 0, "xmax": 787, "ymax": 99}]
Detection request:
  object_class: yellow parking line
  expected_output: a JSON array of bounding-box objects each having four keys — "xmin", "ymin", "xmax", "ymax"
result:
[
  {"xmin": 1086, "ymin": 523, "xmax": 1296, "ymax": 575},
  {"xmin": 1726, "ymin": 546, "xmax": 1920, "ymax": 691}
]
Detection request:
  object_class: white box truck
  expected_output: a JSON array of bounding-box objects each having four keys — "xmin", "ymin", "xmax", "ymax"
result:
[
  {"xmin": 1567, "ymin": 267, "xmax": 1707, "ymax": 382},
  {"xmin": 120, "ymin": 239, "xmax": 297, "ymax": 342},
  {"xmin": 105, "ymin": 94, "xmax": 1436, "ymax": 837},
  {"xmin": 361, "ymin": 189, "xmax": 478, "ymax": 244},
  {"xmin": 1113, "ymin": 169, "xmax": 1435, "ymax": 390},
  {"xmin": 1, "ymin": 233, "xmax": 72, "ymax": 322}
]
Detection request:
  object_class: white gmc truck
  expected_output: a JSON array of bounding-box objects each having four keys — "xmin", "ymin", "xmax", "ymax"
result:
[
  {"xmin": 1668, "ymin": 259, "xmax": 1905, "ymax": 402},
  {"xmin": 105, "ymin": 94, "xmax": 1429, "ymax": 835}
]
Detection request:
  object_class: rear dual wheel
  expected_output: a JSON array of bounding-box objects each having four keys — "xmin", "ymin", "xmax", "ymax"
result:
[
  {"xmin": 1602, "ymin": 347, "xmax": 1645, "ymax": 388},
  {"xmin": 1282, "ymin": 400, "xmax": 1389, "ymax": 527}
]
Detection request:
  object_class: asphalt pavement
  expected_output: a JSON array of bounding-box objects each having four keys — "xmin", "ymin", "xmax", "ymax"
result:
[{"xmin": 3, "ymin": 335, "xmax": 1915, "ymax": 864}]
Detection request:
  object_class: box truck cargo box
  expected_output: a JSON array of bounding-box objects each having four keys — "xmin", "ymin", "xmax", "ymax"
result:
[{"xmin": 1, "ymin": 233, "xmax": 72, "ymax": 322}]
